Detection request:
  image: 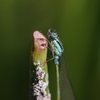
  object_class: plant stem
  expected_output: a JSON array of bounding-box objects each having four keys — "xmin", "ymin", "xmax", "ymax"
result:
[
  {"xmin": 30, "ymin": 31, "xmax": 51, "ymax": 100},
  {"xmin": 56, "ymin": 65, "xmax": 60, "ymax": 100}
]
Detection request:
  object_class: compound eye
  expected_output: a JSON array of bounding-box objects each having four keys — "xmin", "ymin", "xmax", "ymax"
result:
[
  {"xmin": 50, "ymin": 29, "xmax": 54, "ymax": 32},
  {"xmin": 50, "ymin": 29, "xmax": 56, "ymax": 34}
]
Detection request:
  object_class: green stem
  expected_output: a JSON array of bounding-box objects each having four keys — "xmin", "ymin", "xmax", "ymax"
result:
[
  {"xmin": 30, "ymin": 31, "xmax": 51, "ymax": 100},
  {"xmin": 56, "ymin": 65, "xmax": 60, "ymax": 100}
]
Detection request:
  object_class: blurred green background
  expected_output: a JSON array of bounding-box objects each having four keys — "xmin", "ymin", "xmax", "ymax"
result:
[{"xmin": 0, "ymin": 0, "xmax": 100, "ymax": 100}]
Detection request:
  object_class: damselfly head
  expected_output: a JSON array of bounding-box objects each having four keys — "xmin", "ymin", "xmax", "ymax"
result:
[{"xmin": 47, "ymin": 29, "xmax": 58, "ymax": 38}]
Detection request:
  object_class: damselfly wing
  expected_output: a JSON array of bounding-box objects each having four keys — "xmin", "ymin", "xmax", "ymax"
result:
[{"xmin": 59, "ymin": 56, "xmax": 76, "ymax": 100}]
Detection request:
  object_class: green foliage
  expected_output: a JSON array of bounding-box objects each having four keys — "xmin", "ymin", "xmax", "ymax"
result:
[{"xmin": 0, "ymin": 0, "xmax": 100, "ymax": 100}]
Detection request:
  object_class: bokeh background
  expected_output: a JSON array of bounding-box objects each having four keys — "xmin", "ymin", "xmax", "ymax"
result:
[{"xmin": 0, "ymin": 0, "xmax": 100, "ymax": 100}]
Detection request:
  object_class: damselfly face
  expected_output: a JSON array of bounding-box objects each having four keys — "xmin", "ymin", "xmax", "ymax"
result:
[{"xmin": 47, "ymin": 29, "xmax": 58, "ymax": 38}]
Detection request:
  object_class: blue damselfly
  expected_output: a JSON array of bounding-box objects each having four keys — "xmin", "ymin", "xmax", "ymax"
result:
[{"xmin": 47, "ymin": 29, "xmax": 76, "ymax": 100}]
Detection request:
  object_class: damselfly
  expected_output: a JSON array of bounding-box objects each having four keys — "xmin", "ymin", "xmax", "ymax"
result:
[{"xmin": 47, "ymin": 29, "xmax": 76, "ymax": 100}]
